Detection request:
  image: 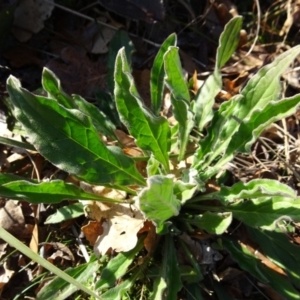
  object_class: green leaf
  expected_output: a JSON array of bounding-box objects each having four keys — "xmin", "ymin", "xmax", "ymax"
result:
[
  {"xmin": 138, "ymin": 175, "xmax": 181, "ymax": 232},
  {"xmin": 194, "ymin": 45, "xmax": 300, "ymax": 177},
  {"xmin": 107, "ymin": 30, "xmax": 134, "ymax": 94},
  {"xmin": 229, "ymin": 94, "xmax": 300, "ymax": 153},
  {"xmin": 37, "ymin": 257, "xmax": 100, "ymax": 300},
  {"xmin": 194, "ymin": 17, "xmax": 242, "ymax": 130},
  {"xmin": 42, "ymin": 68, "xmax": 74, "ymax": 109},
  {"xmin": 212, "ymin": 179, "xmax": 297, "ymax": 204},
  {"xmin": 193, "ymin": 72, "xmax": 222, "ymax": 130},
  {"xmin": 216, "ymin": 16, "xmax": 242, "ymax": 69},
  {"xmin": 223, "ymin": 238, "xmax": 300, "ymax": 300},
  {"xmin": 0, "ymin": 180, "xmax": 120, "ymax": 203},
  {"xmin": 95, "ymin": 238, "xmax": 144, "ymax": 290},
  {"xmin": 164, "ymin": 46, "xmax": 194, "ymax": 160},
  {"xmin": 7, "ymin": 76, "xmax": 145, "ymax": 186},
  {"xmin": 114, "ymin": 48, "xmax": 171, "ymax": 171},
  {"xmin": 154, "ymin": 235, "xmax": 182, "ymax": 299},
  {"xmin": 189, "ymin": 212, "xmax": 232, "ymax": 235},
  {"xmin": 247, "ymin": 227, "xmax": 300, "ymax": 288},
  {"xmin": 150, "ymin": 33, "xmax": 177, "ymax": 115},
  {"xmin": 44, "ymin": 203, "xmax": 84, "ymax": 224},
  {"xmin": 72, "ymin": 94, "xmax": 116, "ymax": 139},
  {"xmin": 227, "ymin": 197, "xmax": 300, "ymax": 230},
  {"xmin": 100, "ymin": 280, "xmax": 131, "ymax": 300}
]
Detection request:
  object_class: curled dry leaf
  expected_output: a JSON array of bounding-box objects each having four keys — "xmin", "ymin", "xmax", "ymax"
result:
[
  {"xmin": 89, "ymin": 202, "xmax": 145, "ymax": 256},
  {"xmin": 80, "ymin": 184, "xmax": 145, "ymax": 255}
]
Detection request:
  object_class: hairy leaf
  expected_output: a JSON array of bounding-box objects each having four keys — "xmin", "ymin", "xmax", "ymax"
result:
[
  {"xmin": 164, "ymin": 47, "xmax": 194, "ymax": 160},
  {"xmin": 138, "ymin": 175, "xmax": 181, "ymax": 231},
  {"xmin": 7, "ymin": 76, "xmax": 145, "ymax": 185},
  {"xmin": 0, "ymin": 180, "xmax": 120, "ymax": 203},
  {"xmin": 42, "ymin": 68, "xmax": 74, "ymax": 109},
  {"xmin": 211, "ymin": 179, "xmax": 297, "ymax": 204},
  {"xmin": 150, "ymin": 33, "xmax": 177, "ymax": 115},
  {"xmin": 194, "ymin": 45, "xmax": 300, "ymax": 178},
  {"xmin": 194, "ymin": 17, "xmax": 242, "ymax": 129},
  {"xmin": 190, "ymin": 212, "xmax": 232, "ymax": 235},
  {"xmin": 227, "ymin": 197, "xmax": 300, "ymax": 230},
  {"xmin": 115, "ymin": 48, "xmax": 170, "ymax": 171}
]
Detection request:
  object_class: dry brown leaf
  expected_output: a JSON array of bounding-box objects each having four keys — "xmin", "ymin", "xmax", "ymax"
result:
[
  {"xmin": 85, "ymin": 202, "xmax": 145, "ymax": 255},
  {"xmin": 12, "ymin": 0, "xmax": 54, "ymax": 42},
  {"xmin": 0, "ymin": 200, "xmax": 32, "ymax": 239},
  {"xmin": 138, "ymin": 220, "xmax": 157, "ymax": 254},
  {"xmin": 0, "ymin": 262, "xmax": 15, "ymax": 296},
  {"xmin": 82, "ymin": 221, "xmax": 103, "ymax": 246}
]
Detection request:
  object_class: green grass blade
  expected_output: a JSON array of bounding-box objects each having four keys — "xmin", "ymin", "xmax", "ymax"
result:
[
  {"xmin": 7, "ymin": 76, "xmax": 145, "ymax": 186},
  {"xmin": 150, "ymin": 33, "xmax": 177, "ymax": 115},
  {"xmin": 37, "ymin": 257, "xmax": 100, "ymax": 300},
  {"xmin": 114, "ymin": 48, "xmax": 171, "ymax": 171},
  {"xmin": 0, "ymin": 179, "xmax": 122, "ymax": 203},
  {"xmin": 164, "ymin": 47, "xmax": 194, "ymax": 160},
  {"xmin": 0, "ymin": 136, "xmax": 36, "ymax": 151},
  {"xmin": 0, "ymin": 227, "xmax": 101, "ymax": 300}
]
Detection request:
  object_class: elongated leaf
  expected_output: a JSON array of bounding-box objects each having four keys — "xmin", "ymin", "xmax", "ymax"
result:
[
  {"xmin": 247, "ymin": 227, "xmax": 300, "ymax": 288},
  {"xmin": 223, "ymin": 238, "xmax": 300, "ymax": 300},
  {"xmin": 227, "ymin": 197, "xmax": 300, "ymax": 230},
  {"xmin": 7, "ymin": 76, "xmax": 145, "ymax": 186},
  {"xmin": 194, "ymin": 17, "xmax": 242, "ymax": 129},
  {"xmin": 44, "ymin": 203, "xmax": 84, "ymax": 224},
  {"xmin": 150, "ymin": 33, "xmax": 177, "ymax": 115},
  {"xmin": 0, "ymin": 180, "xmax": 120, "ymax": 203},
  {"xmin": 42, "ymin": 68, "xmax": 74, "ymax": 109},
  {"xmin": 37, "ymin": 257, "xmax": 100, "ymax": 300},
  {"xmin": 73, "ymin": 94, "xmax": 116, "ymax": 138},
  {"xmin": 162, "ymin": 235, "xmax": 182, "ymax": 299},
  {"xmin": 190, "ymin": 212, "xmax": 232, "ymax": 235},
  {"xmin": 0, "ymin": 136, "xmax": 36, "ymax": 151},
  {"xmin": 211, "ymin": 179, "xmax": 297, "ymax": 204},
  {"xmin": 138, "ymin": 175, "xmax": 181, "ymax": 232},
  {"xmin": 114, "ymin": 48, "xmax": 170, "ymax": 171},
  {"xmin": 100, "ymin": 280, "xmax": 131, "ymax": 300},
  {"xmin": 107, "ymin": 30, "xmax": 134, "ymax": 94},
  {"xmin": 95, "ymin": 238, "xmax": 144, "ymax": 290},
  {"xmin": 194, "ymin": 45, "xmax": 300, "ymax": 177},
  {"xmin": 216, "ymin": 16, "xmax": 242, "ymax": 69},
  {"xmin": 229, "ymin": 94, "xmax": 300, "ymax": 153},
  {"xmin": 0, "ymin": 173, "xmax": 35, "ymax": 185},
  {"xmin": 164, "ymin": 47, "xmax": 194, "ymax": 160}
]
